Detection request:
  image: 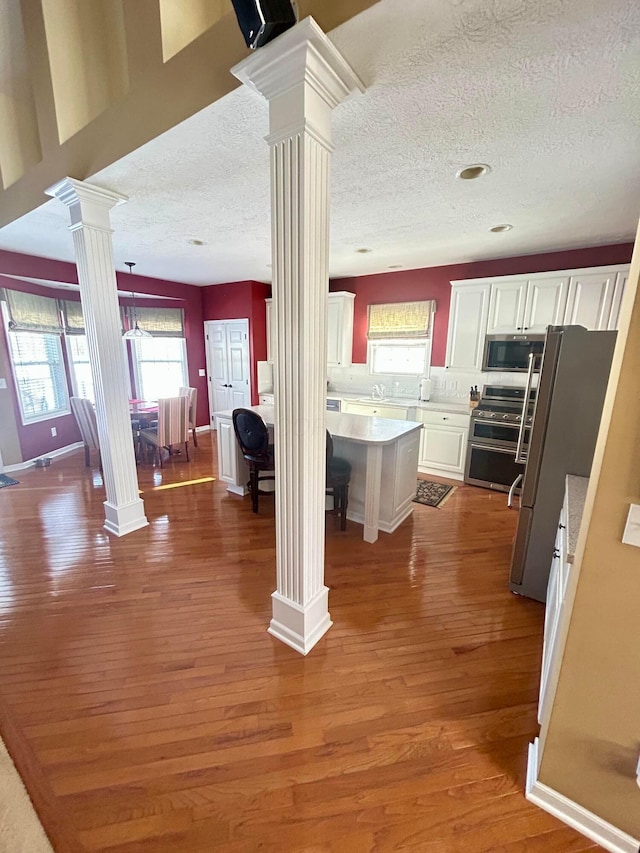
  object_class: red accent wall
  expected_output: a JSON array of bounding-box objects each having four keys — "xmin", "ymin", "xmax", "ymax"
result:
[
  {"xmin": 331, "ymin": 243, "xmax": 634, "ymax": 366},
  {"xmin": 201, "ymin": 280, "xmax": 271, "ymax": 404}
]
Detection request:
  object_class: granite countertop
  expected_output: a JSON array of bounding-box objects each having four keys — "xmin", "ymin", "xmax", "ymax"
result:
[
  {"xmin": 215, "ymin": 405, "xmax": 423, "ymax": 446},
  {"xmin": 565, "ymin": 474, "xmax": 590, "ymax": 563}
]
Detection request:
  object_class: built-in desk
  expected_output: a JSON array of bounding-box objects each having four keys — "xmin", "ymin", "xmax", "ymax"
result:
[{"xmin": 214, "ymin": 406, "xmax": 422, "ymax": 543}]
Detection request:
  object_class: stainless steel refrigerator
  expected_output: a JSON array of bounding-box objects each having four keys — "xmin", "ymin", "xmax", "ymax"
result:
[{"xmin": 509, "ymin": 325, "xmax": 616, "ymax": 602}]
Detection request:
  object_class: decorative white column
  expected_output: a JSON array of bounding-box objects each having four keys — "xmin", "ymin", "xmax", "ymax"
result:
[
  {"xmin": 233, "ymin": 18, "xmax": 364, "ymax": 654},
  {"xmin": 46, "ymin": 178, "xmax": 148, "ymax": 537}
]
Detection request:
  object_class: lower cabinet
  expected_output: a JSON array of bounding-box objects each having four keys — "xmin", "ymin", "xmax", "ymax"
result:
[
  {"xmin": 539, "ymin": 492, "xmax": 570, "ymax": 723},
  {"xmin": 341, "ymin": 401, "xmax": 409, "ymax": 419},
  {"xmin": 417, "ymin": 410, "xmax": 470, "ymax": 479}
]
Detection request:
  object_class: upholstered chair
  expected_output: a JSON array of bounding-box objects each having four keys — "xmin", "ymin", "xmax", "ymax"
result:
[
  {"xmin": 140, "ymin": 396, "xmax": 190, "ymax": 467},
  {"xmin": 178, "ymin": 386, "xmax": 198, "ymax": 446},
  {"xmin": 232, "ymin": 408, "xmax": 275, "ymax": 513},
  {"xmin": 70, "ymin": 397, "xmax": 101, "ymax": 469},
  {"xmin": 326, "ymin": 430, "xmax": 351, "ymax": 531}
]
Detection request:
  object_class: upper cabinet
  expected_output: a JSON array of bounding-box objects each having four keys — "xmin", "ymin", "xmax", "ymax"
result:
[
  {"xmin": 445, "ymin": 282, "xmax": 490, "ymax": 370},
  {"xmin": 266, "ymin": 291, "xmax": 354, "ymax": 367},
  {"xmin": 486, "ymin": 277, "xmax": 568, "ymax": 334},
  {"xmin": 447, "ymin": 265, "xmax": 629, "ymax": 371},
  {"xmin": 326, "ymin": 291, "xmax": 355, "ymax": 367}
]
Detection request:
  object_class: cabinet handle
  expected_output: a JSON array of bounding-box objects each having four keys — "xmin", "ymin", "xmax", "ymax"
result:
[
  {"xmin": 559, "ymin": 523, "xmax": 566, "ymax": 530},
  {"xmin": 516, "ymin": 327, "xmax": 521, "ymax": 330},
  {"xmin": 553, "ymin": 549, "xmax": 560, "ymax": 559},
  {"xmin": 442, "ymin": 416, "xmax": 448, "ymax": 420},
  {"xmin": 524, "ymin": 327, "xmax": 529, "ymax": 330}
]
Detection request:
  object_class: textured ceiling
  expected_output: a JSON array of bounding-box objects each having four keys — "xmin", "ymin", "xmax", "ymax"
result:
[{"xmin": 0, "ymin": 0, "xmax": 639, "ymax": 285}]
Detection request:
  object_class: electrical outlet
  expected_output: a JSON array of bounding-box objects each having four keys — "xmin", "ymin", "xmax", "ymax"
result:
[
  {"xmin": 0, "ymin": 378, "xmax": 7, "ymax": 389},
  {"xmin": 50, "ymin": 427, "xmax": 57, "ymax": 437},
  {"xmin": 198, "ymin": 368, "xmax": 205, "ymax": 377}
]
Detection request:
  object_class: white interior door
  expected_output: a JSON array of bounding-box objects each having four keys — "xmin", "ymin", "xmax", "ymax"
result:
[{"xmin": 205, "ymin": 319, "xmax": 251, "ymax": 428}]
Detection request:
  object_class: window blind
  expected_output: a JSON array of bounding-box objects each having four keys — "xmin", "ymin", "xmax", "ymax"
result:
[
  {"xmin": 60, "ymin": 299, "xmax": 85, "ymax": 335},
  {"xmin": 367, "ymin": 300, "xmax": 435, "ymax": 339},
  {"xmin": 6, "ymin": 290, "xmax": 63, "ymax": 334},
  {"xmin": 7, "ymin": 330, "xmax": 68, "ymax": 421},
  {"xmin": 129, "ymin": 306, "xmax": 185, "ymax": 337}
]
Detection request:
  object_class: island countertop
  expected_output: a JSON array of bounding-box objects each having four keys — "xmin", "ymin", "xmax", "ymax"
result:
[{"xmin": 215, "ymin": 405, "xmax": 423, "ymax": 446}]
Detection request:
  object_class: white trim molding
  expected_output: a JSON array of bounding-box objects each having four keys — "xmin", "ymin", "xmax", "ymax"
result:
[
  {"xmin": 527, "ymin": 739, "xmax": 640, "ymax": 853},
  {"xmin": 4, "ymin": 441, "xmax": 84, "ymax": 472}
]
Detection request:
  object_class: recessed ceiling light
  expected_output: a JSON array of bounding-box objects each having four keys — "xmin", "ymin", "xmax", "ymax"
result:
[
  {"xmin": 456, "ymin": 164, "xmax": 491, "ymax": 180},
  {"xmin": 490, "ymin": 224, "xmax": 513, "ymax": 233},
  {"xmin": 188, "ymin": 239, "xmax": 205, "ymax": 246},
  {"xmin": 388, "ymin": 264, "xmax": 402, "ymax": 269},
  {"xmin": 356, "ymin": 248, "xmax": 372, "ymax": 254}
]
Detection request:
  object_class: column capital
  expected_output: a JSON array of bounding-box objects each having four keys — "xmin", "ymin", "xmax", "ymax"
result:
[
  {"xmin": 46, "ymin": 178, "xmax": 128, "ymax": 231},
  {"xmin": 231, "ymin": 16, "xmax": 364, "ymax": 109}
]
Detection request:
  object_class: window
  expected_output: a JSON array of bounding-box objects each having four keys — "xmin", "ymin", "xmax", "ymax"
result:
[
  {"xmin": 367, "ymin": 300, "xmax": 435, "ymax": 376},
  {"xmin": 369, "ymin": 339, "xmax": 430, "ymax": 376},
  {"xmin": 7, "ymin": 330, "xmax": 69, "ymax": 423},
  {"xmin": 66, "ymin": 335, "xmax": 95, "ymax": 402},
  {"xmin": 132, "ymin": 337, "xmax": 188, "ymax": 400}
]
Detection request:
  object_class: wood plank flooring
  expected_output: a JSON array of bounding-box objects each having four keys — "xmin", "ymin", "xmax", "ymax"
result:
[{"xmin": 0, "ymin": 433, "xmax": 600, "ymax": 852}]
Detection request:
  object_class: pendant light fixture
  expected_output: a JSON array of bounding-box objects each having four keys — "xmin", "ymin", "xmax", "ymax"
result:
[{"xmin": 122, "ymin": 261, "xmax": 151, "ymax": 339}]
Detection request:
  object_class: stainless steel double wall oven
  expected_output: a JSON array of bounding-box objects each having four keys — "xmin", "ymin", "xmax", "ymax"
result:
[{"xmin": 464, "ymin": 385, "xmax": 534, "ymax": 494}]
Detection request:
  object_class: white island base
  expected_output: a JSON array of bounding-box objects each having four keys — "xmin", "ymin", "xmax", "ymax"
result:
[{"xmin": 214, "ymin": 406, "xmax": 422, "ymax": 543}]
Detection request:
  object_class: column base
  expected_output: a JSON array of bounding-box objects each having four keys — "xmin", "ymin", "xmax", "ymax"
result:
[
  {"xmin": 268, "ymin": 587, "xmax": 332, "ymax": 655},
  {"xmin": 103, "ymin": 498, "xmax": 148, "ymax": 537}
]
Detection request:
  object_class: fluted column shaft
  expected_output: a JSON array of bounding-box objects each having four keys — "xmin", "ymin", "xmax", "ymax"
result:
[
  {"xmin": 232, "ymin": 18, "xmax": 363, "ymax": 654},
  {"xmin": 46, "ymin": 178, "xmax": 148, "ymax": 537}
]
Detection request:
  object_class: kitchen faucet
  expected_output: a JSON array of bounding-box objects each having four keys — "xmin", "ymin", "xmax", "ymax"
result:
[{"xmin": 372, "ymin": 383, "xmax": 386, "ymax": 400}]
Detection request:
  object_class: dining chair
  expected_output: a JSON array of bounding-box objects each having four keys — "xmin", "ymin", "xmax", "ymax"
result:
[
  {"xmin": 70, "ymin": 397, "xmax": 101, "ymax": 469},
  {"xmin": 139, "ymin": 396, "xmax": 190, "ymax": 467},
  {"xmin": 232, "ymin": 408, "xmax": 275, "ymax": 513},
  {"xmin": 178, "ymin": 386, "xmax": 198, "ymax": 446},
  {"xmin": 326, "ymin": 430, "xmax": 351, "ymax": 531}
]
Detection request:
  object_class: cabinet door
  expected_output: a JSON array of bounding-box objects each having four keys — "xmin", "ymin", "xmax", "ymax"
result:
[
  {"xmin": 486, "ymin": 280, "xmax": 527, "ymax": 333},
  {"xmin": 420, "ymin": 424, "xmax": 467, "ymax": 473},
  {"xmin": 327, "ymin": 292, "xmax": 354, "ymax": 367},
  {"xmin": 265, "ymin": 299, "xmax": 273, "ymax": 363},
  {"xmin": 326, "ymin": 298, "xmax": 343, "ymax": 366},
  {"xmin": 522, "ymin": 277, "xmax": 568, "ymax": 332},
  {"xmin": 608, "ymin": 271, "xmax": 628, "ymax": 330},
  {"xmin": 217, "ymin": 419, "xmax": 239, "ymax": 484},
  {"xmin": 564, "ymin": 272, "xmax": 616, "ymax": 330},
  {"xmin": 445, "ymin": 283, "xmax": 490, "ymax": 370}
]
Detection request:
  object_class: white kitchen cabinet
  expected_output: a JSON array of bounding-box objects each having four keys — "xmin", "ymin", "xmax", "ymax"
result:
[
  {"xmin": 523, "ymin": 277, "xmax": 569, "ymax": 331},
  {"xmin": 265, "ymin": 299, "xmax": 273, "ymax": 362},
  {"xmin": 539, "ymin": 493, "xmax": 569, "ymax": 724},
  {"xmin": 266, "ymin": 291, "xmax": 354, "ymax": 367},
  {"xmin": 608, "ymin": 271, "xmax": 628, "ymax": 330},
  {"xmin": 417, "ymin": 409, "xmax": 470, "ymax": 479},
  {"xmin": 486, "ymin": 280, "xmax": 528, "ymax": 334},
  {"xmin": 486, "ymin": 277, "xmax": 568, "ymax": 334},
  {"xmin": 327, "ymin": 292, "xmax": 355, "ymax": 367},
  {"xmin": 564, "ymin": 271, "xmax": 617, "ymax": 331},
  {"xmin": 341, "ymin": 401, "xmax": 409, "ymax": 419},
  {"xmin": 445, "ymin": 282, "xmax": 490, "ymax": 371}
]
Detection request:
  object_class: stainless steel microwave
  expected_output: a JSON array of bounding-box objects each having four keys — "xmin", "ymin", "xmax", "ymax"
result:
[{"xmin": 482, "ymin": 333, "xmax": 545, "ymax": 372}]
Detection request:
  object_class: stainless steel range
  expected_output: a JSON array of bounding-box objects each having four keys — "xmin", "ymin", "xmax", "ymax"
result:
[{"xmin": 464, "ymin": 385, "xmax": 535, "ymax": 494}]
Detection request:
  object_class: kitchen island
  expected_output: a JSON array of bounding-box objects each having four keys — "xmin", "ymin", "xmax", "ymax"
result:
[{"xmin": 214, "ymin": 406, "xmax": 422, "ymax": 543}]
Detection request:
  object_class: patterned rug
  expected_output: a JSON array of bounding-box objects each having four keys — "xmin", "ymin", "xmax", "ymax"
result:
[
  {"xmin": 413, "ymin": 479, "xmax": 456, "ymax": 508},
  {"xmin": 0, "ymin": 475, "xmax": 19, "ymax": 489}
]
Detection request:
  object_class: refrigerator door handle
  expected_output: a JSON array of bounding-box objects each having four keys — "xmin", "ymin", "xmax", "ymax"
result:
[
  {"xmin": 507, "ymin": 473, "xmax": 523, "ymax": 508},
  {"xmin": 515, "ymin": 352, "xmax": 538, "ymax": 463}
]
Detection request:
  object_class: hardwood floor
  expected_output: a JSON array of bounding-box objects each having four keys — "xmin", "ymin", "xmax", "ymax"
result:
[{"xmin": 0, "ymin": 433, "xmax": 599, "ymax": 852}]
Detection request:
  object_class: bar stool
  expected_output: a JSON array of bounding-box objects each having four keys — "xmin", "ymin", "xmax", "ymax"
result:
[
  {"xmin": 232, "ymin": 409, "xmax": 275, "ymax": 513},
  {"xmin": 326, "ymin": 430, "xmax": 351, "ymax": 531}
]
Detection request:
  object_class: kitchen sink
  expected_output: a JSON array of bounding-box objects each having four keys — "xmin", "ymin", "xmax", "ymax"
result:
[{"xmin": 358, "ymin": 397, "xmax": 388, "ymax": 403}]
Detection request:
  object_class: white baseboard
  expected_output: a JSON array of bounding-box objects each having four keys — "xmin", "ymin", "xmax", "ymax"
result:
[
  {"xmin": 526, "ymin": 739, "xmax": 640, "ymax": 853},
  {"xmin": 195, "ymin": 424, "xmax": 211, "ymax": 433},
  {"xmin": 4, "ymin": 441, "xmax": 84, "ymax": 473},
  {"xmin": 417, "ymin": 464, "xmax": 464, "ymax": 481}
]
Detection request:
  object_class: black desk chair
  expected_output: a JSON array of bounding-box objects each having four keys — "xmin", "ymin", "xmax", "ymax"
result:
[
  {"xmin": 326, "ymin": 430, "xmax": 351, "ymax": 531},
  {"xmin": 232, "ymin": 409, "xmax": 275, "ymax": 513}
]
